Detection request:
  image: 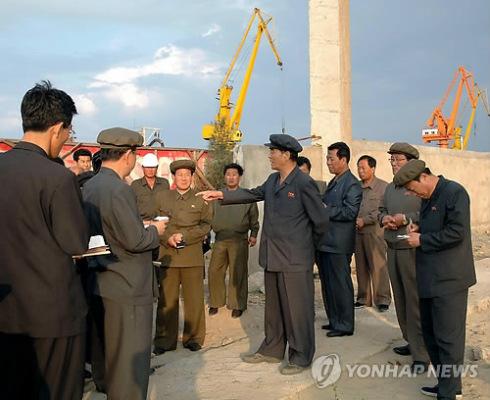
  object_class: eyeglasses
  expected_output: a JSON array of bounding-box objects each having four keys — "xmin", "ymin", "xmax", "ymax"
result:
[{"xmin": 389, "ymin": 156, "xmax": 407, "ymax": 164}]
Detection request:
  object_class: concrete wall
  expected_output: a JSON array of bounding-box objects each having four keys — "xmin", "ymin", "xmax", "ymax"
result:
[{"xmin": 235, "ymin": 142, "xmax": 490, "ymax": 272}]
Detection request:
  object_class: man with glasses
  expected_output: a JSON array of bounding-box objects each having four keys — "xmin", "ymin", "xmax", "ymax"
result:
[{"xmin": 378, "ymin": 143, "xmax": 429, "ymax": 374}]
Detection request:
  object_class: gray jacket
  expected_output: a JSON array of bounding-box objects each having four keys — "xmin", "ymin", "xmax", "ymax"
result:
[
  {"xmin": 222, "ymin": 166, "xmax": 329, "ymax": 272},
  {"xmin": 83, "ymin": 168, "xmax": 160, "ymax": 305}
]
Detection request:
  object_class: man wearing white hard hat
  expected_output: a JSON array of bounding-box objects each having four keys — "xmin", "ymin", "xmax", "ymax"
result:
[{"xmin": 131, "ymin": 153, "xmax": 170, "ymax": 220}]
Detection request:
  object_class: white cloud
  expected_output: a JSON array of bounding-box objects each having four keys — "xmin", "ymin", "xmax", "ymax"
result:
[
  {"xmin": 88, "ymin": 44, "xmax": 223, "ymax": 109},
  {"xmin": 103, "ymin": 83, "xmax": 150, "ymax": 109},
  {"xmin": 202, "ymin": 23, "xmax": 221, "ymax": 38},
  {"xmin": 91, "ymin": 44, "xmax": 222, "ymax": 86},
  {"xmin": 73, "ymin": 94, "xmax": 97, "ymax": 116},
  {"xmin": 0, "ymin": 114, "xmax": 21, "ymax": 131}
]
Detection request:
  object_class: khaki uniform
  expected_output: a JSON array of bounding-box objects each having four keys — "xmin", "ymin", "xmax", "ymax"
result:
[
  {"xmin": 354, "ymin": 177, "xmax": 391, "ymax": 307},
  {"xmin": 153, "ymin": 189, "xmax": 212, "ymax": 349},
  {"xmin": 130, "ymin": 176, "xmax": 169, "ymax": 219},
  {"xmin": 208, "ymin": 192, "xmax": 260, "ymax": 311},
  {"xmin": 379, "ymin": 183, "xmax": 429, "ymax": 363}
]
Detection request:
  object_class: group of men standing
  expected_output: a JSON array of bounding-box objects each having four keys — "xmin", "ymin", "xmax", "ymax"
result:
[{"xmin": 0, "ymin": 81, "xmax": 477, "ymax": 400}]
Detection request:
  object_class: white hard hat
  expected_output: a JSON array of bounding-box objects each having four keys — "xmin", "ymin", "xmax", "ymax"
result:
[{"xmin": 142, "ymin": 153, "xmax": 159, "ymax": 168}]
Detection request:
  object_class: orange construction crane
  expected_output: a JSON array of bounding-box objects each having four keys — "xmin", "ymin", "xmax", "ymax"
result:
[{"xmin": 422, "ymin": 66, "xmax": 490, "ymax": 149}]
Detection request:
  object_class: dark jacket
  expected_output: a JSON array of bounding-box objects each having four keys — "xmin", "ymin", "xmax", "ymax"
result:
[
  {"xmin": 83, "ymin": 168, "xmax": 160, "ymax": 305},
  {"xmin": 416, "ymin": 176, "xmax": 476, "ymax": 298},
  {"xmin": 222, "ymin": 166, "xmax": 329, "ymax": 272},
  {"xmin": 0, "ymin": 142, "xmax": 89, "ymax": 337},
  {"xmin": 318, "ymin": 170, "xmax": 362, "ymax": 254}
]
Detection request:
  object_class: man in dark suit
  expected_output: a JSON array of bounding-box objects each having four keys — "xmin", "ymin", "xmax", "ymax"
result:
[
  {"xmin": 198, "ymin": 134, "xmax": 329, "ymax": 375},
  {"xmin": 317, "ymin": 142, "xmax": 362, "ymax": 337},
  {"xmin": 0, "ymin": 81, "xmax": 89, "ymax": 400},
  {"xmin": 83, "ymin": 128, "xmax": 166, "ymax": 400},
  {"xmin": 394, "ymin": 160, "xmax": 476, "ymax": 400}
]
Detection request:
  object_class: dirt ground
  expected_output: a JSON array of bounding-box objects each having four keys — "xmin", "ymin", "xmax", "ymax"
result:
[{"xmin": 83, "ymin": 230, "xmax": 490, "ymax": 400}]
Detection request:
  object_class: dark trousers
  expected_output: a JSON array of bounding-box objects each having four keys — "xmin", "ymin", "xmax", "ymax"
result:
[
  {"xmin": 91, "ymin": 296, "xmax": 153, "ymax": 400},
  {"xmin": 420, "ymin": 289, "xmax": 468, "ymax": 400},
  {"xmin": 318, "ymin": 252, "xmax": 355, "ymax": 333},
  {"xmin": 155, "ymin": 266, "xmax": 206, "ymax": 349},
  {"xmin": 0, "ymin": 332, "xmax": 85, "ymax": 400},
  {"xmin": 258, "ymin": 269, "xmax": 315, "ymax": 367},
  {"xmin": 208, "ymin": 238, "xmax": 249, "ymax": 311}
]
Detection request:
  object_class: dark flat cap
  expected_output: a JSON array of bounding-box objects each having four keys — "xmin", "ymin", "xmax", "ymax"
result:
[
  {"xmin": 264, "ymin": 134, "xmax": 303, "ymax": 153},
  {"xmin": 388, "ymin": 142, "xmax": 419, "ymax": 159},
  {"xmin": 97, "ymin": 127, "xmax": 144, "ymax": 149},
  {"xmin": 393, "ymin": 159, "xmax": 426, "ymax": 186},
  {"xmin": 170, "ymin": 159, "xmax": 196, "ymax": 174}
]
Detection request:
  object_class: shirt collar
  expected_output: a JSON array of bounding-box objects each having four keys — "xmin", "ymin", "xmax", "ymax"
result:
[
  {"xmin": 15, "ymin": 141, "xmax": 48, "ymax": 158},
  {"xmin": 175, "ymin": 188, "xmax": 193, "ymax": 200}
]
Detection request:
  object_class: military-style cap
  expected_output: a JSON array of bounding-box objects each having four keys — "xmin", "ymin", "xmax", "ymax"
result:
[
  {"xmin": 97, "ymin": 127, "xmax": 144, "ymax": 149},
  {"xmin": 393, "ymin": 159, "xmax": 426, "ymax": 186},
  {"xmin": 388, "ymin": 142, "xmax": 419, "ymax": 159},
  {"xmin": 170, "ymin": 159, "xmax": 196, "ymax": 174},
  {"xmin": 264, "ymin": 134, "xmax": 303, "ymax": 153}
]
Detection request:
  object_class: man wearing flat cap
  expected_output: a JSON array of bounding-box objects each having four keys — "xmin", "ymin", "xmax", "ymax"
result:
[
  {"xmin": 82, "ymin": 127, "xmax": 167, "ymax": 400},
  {"xmin": 378, "ymin": 142, "xmax": 430, "ymax": 372},
  {"xmin": 394, "ymin": 160, "xmax": 476, "ymax": 400},
  {"xmin": 198, "ymin": 134, "xmax": 329, "ymax": 375},
  {"xmin": 153, "ymin": 159, "xmax": 212, "ymax": 354}
]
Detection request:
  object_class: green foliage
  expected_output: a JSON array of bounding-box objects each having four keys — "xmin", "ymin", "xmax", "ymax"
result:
[{"xmin": 205, "ymin": 120, "xmax": 234, "ymax": 189}]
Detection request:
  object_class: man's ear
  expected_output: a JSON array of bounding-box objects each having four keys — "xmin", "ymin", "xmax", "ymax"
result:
[{"xmin": 49, "ymin": 122, "xmax": 64, "ymax": 138}]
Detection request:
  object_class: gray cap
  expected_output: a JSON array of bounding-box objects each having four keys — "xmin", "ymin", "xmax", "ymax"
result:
[
  {"xmin": 170, "ymin": 159, "xmax": 196, "ymax": 174},
  {"xmin": 388, "ymin": 142, "xmax": 419, "ymax": 159},
  {"xmin": 264, "ymin": 134, "xmax": 303, "ymax": 153},
  {"xmin": 393, "ymin": 159, "xmax": 426, "ymax": 186},
  {"xmin": 97, "ymin": 127, "xmax": 144, "ymax": 149}
]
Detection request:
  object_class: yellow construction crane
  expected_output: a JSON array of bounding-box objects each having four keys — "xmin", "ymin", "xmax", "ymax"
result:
[{"xmin": 202, "ymin": 8, "xmax": 283, "ymax": 142}]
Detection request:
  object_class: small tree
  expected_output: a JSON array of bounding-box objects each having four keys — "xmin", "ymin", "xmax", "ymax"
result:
[{"xmin": 205, "ymin": 120, "xmax": 234, "ymax": 189}]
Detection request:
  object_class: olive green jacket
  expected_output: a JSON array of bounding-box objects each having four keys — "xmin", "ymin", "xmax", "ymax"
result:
[{"xmin": 155, "ymin": 188, "xmax": 212, "ymax": 267}]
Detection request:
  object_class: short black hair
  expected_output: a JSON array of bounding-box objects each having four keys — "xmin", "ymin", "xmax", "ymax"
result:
[
  {"xmin": 413, "ymin": 168, "xmax": 432, "ymax": 181},
  {"xmin": 297, "ymin": 156, "xmax": 311, "ymax": 171},
  {"xmin": 21, "ymin": 80, "xmax": 77, "ymax": 133},
  {"xmin": 73, "ymin": 148, "xmax": 92, "ymax": 162},
  {"xmin": 327, "ymin": 141, "xmax": 350, "ymax": 163},
  {"xmin": 100, "ymin": 147, "xmax": 134, "ymax": 162},
  {"xmin": 357, "ymin": 155, "xmax": 376, "ymax": 168},
  {"xmin": 223, "ymin": 163, "xmax": 244, "ymax": 176}
]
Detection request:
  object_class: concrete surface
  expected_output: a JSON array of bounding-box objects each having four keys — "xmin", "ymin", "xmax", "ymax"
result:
[{"xmin": 82, "ymin": 258, "xmax": 490, "ymax": 400}]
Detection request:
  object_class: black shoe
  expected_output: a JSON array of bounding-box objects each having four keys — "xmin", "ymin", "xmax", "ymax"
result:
[
  {"xmin": 231, "ymin": 309, "xmax": 243, "ymax": 318},
  {"xmin": 321, "ymin": 324, "xmax": 332, "ymax": 330},
  {"xmin": 377, "ymin": 304, "xmax": 389, "ymax": 312},
  {"xmin": 184, "ymin": 342, "xmax": 202, "ymax": 352},
  {"xmin": 153, "ymin": 346, "xmax": 175, "ymax": 355},
  {"xmin": 209, "ymin": 307, "xmax": 218, "ymax": 316},
  {"xmin": 354, "ymin": 302, "xmax": 365, "ymax": 309},
  {"xmin": 327, "ymin": 330, "xmax": 353, "ymax": 337},
  {"xmin": 411, "ymin": 361, "xmax": 429, "ymax": 375},
  {"xmin": 393, "ymin": 345, "xmax": 411, "ymax": 356},
  {"xmin": 420, "ymin": 385, "xmax": 462, "ymax": 398}
]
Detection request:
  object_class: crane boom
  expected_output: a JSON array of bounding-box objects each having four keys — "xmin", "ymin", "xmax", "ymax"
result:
[
  {"xmin": 202, "ymin": 8, "xmax": 283, "ymax": 142},
  {"xmin": 422, "ymin": 66, "xmax": 489, "ymax": 149}
]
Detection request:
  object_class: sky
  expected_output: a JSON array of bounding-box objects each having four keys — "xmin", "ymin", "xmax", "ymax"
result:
[{"xmin": 0, "ymin": 0, "xmax": 489, "ymax": 151}]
